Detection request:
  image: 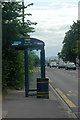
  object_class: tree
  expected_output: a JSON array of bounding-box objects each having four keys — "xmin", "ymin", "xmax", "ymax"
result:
[
  {"xmin": 75, "ymin": 38, "xmax": 80, "ymax": 59},
  {"xmin": 61, "ymin": 20, "xmax": 80, "ymax": 62},
  {"xmin": 2, "ymin": 2, "xmax": 37, "ymax": 89}
]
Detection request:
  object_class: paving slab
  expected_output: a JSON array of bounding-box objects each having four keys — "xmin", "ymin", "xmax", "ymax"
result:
[{"xmin": 2, "ymin": 88, "xmax": 76, "ymax": 119}]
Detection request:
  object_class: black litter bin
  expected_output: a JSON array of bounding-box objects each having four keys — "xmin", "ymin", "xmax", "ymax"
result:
[{"xmin": 37, "ymin": 78, "xmax": 49, "ymax": 99}]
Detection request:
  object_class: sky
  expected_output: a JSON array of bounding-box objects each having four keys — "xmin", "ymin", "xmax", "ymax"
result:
[{"xmin": 24, "ymin": 0, "xmax": 79, "ymax": 57}]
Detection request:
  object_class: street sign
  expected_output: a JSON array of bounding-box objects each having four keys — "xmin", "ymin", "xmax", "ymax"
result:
[
  {"xmin": 11, "ymin": 38, "xmax": 45, "ymax": 49},
  {"xmin": 63, "ymin": 54, "xmax": 66, "ymax": 59}
]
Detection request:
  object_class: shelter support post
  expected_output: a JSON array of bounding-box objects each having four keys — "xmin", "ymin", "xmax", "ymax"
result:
[
  {"xmin": 25, "ymin": 48, "xmax": 29, "ymax": 97},
  {"xmin": 41, "ymin": 47, "xmax": 45, "ymax": 79}
]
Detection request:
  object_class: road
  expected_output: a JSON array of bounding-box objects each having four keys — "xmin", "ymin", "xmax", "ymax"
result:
[{"xmin": 46, "ymin": 67, "xmax": 79, "ymax": 116}]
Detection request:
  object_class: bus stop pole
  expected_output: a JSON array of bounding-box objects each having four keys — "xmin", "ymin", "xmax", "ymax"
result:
[
  {"xmin": 41, "ymin": 47, "xmax": 45, "ymax": 78},
  {"xmin": 25, "ymin": 48, "xmax": 29, "ymax": 97}
]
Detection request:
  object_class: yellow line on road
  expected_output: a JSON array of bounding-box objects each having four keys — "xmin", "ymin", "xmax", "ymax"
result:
[
  {"xmin": 46, "ymin": 73, "xmax": 79, "ymax": 108},
  {"xmin": 46, "ymin": 74, "xmax": 52, "ymax": 83},
  {"xmin": 56, "ymin": 88, "xmax": 76, "ymax": 107},
  {"xmin": 68, "ymin": 90, "xmax": 72, "ymax": 93},
  {"xmin": 67, "ymin": 94, "xmax": 70, "ymax": 96}
]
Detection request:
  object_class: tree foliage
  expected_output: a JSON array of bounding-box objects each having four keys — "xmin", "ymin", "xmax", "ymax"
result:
[
  {"xmin": 61, "ymin": 20, "xmax": 80, "ymax": 62},
  {"xmin": 2, "ymin": 2, "xmax": 37, "ymax": 89},
  {"xmin": 28, "ymin": 50, "xmax": 40, "ymax": 69}
]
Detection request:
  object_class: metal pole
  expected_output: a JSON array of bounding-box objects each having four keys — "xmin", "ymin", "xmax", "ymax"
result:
[
  {"xmin": 22, "ymin": 0, "xmax": 29, "ymax": 97},
  {"xmin": 25, "ymin": 48, "xmax": 29, "ymax": 97},
  {"xmin": 22, "ymin": 0, "xmax": 24, "ymax": 27}
]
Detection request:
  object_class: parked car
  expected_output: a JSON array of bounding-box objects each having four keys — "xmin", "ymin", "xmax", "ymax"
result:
[
  {"xmin": 65, "ymin": 62, "xmax": 76, "ymax": 70},
  {"xmin": 58, "ymin": 62, "xmax": 66, "ymax": 69},
  {"xmin": 49, "ymin": 62, "xmax": 57, "ymax": 68}
]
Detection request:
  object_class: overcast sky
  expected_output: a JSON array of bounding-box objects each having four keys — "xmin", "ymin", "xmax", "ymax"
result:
[{"xmin": 24, "ymin": 0, "xmax": 79, "ymax": 57}]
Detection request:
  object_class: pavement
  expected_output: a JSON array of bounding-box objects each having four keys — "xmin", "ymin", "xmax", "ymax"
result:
[{"xmin": 2, "ymin": 84, "xmax": 78, "ymax": 119}]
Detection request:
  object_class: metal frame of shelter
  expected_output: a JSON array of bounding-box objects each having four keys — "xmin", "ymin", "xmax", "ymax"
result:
[{"xmin": 11, "ymin": 37, "xmax": 45, "ymax": 97}]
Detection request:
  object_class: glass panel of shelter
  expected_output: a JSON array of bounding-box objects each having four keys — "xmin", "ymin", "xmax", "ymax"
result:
[{"xmin": 28, "ymin": 49, "xmax": 41, "ymax": 95}]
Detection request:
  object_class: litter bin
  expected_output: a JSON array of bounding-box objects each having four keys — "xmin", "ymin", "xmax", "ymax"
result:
[{"xmin": 37, "ymin": 78, "xmax": 49, "ymax": 99}]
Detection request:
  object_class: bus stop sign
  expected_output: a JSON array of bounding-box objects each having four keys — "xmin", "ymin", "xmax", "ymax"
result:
[{"xmin": 11, "ymin": 38, "xmax": 45, "ymax": 50}]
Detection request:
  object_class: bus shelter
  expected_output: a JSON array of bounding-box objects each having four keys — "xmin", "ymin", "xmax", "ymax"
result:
[{"xmin": 11, "ymin": 37, "xmax": 49, "ymax": 98}]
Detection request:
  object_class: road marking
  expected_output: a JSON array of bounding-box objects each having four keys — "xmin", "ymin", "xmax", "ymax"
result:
[
  {"xmin": 56, "ymin": 88, "xmax": 76, "ymax": 107},
  {"xmin": 46, "ymin": 73, "xmax": 79, "ymax": 108},
  {"xmin": 46, "ymin": 74, "xmax": 52, "ymax": 83},
  {"xmin": 69, "ymin": 90, "xmax": 72, "ymax": 93},
  {"xmin": 46, "ymin": 71, "xmax": 52, "ymax": 83},
  {"xmin": 67, "ymin": 94, "xmax": 70, "ymax": 96},
  {"xmin": 67, "ymin": 93, "xmax": 77, "ymax": 97},
  {"xmin": 67, "ymin": 90, "xmax": 78, "ymax": 97}
]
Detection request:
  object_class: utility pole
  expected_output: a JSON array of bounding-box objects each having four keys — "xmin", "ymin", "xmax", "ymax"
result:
[
  {"xmin": 22, "ymin": 0, "xmax": 24, "ymax": 27},
  {"xmin": 78, "ymin": 1, "xmax": 80, "ymax": 20},
  {"xmin": 22, "ymin": 0, "xmax": 29, "ymax": 97}
]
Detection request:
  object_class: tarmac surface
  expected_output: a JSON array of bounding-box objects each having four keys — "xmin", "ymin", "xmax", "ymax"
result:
[{"xmin": 2, "ymin": 85, "xmax": 78, "ymax": 119}]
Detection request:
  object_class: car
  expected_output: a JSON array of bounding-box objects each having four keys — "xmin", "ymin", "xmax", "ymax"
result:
[
  {"xmin": 58, "ymin": 62, "xmax": 66, "ymax": 69},
  {"xmin": 49, "ymin": 62, "xmax": 57, "ymax": 68},
  {"xmin": 65, "ymin": 62, "xmax": 76, "ymax": 70}
]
